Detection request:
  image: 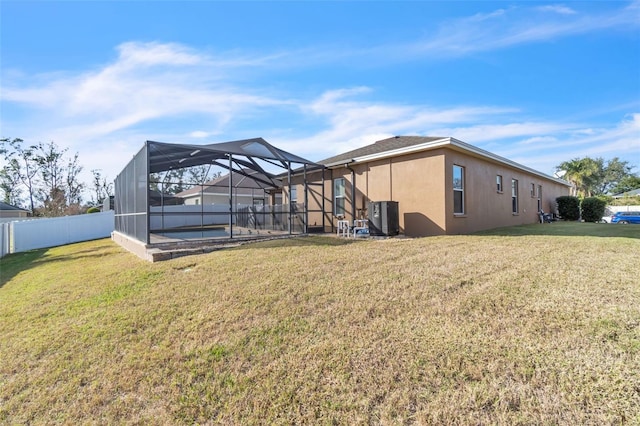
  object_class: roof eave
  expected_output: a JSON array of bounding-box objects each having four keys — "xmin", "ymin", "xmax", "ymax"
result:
[
  {"xmin": 447, "ymin": 137, "xmax": 571, "ymax": 187},
  {"xmin": 323, "ymin": 136, "xmax": 570, "ymax": 187}
]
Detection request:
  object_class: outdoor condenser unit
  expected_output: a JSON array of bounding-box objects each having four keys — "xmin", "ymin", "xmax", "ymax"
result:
[{"xmin": 368, "ymin": 201, "xmax": 399, "ymax": 236}]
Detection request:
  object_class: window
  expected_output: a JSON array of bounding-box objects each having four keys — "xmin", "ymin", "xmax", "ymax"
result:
[
  {"xmin": 453, "ymin": 165, "xmax": 465, "ymax": 215},
  {"xmin": 195, "ymin": 199, "xmax": 200, "ymax": 205},
  {"xmin": 290, "ymin": 186, "xmax": 297, "ymax": 203},
  {"xmin": 537, "ymin": 185, "xmax": 542, "ymax": 212},
  {"xmin": 496, "ymin": 175, "xmax": 503, "ymax": 193},
  {"xmin": 512, "ymin": 179, "xmax": 519, "ymax": 214},
  {"xmin": 334, "ymin": 178, "xmax": 346, "ymax": 216},
  {"xmin": 531, "ymin": 183, "xmax": 536, "ymax": 198}
]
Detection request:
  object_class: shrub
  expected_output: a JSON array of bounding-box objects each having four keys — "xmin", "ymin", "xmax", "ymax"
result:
[
  {"xmin": 610, "ymin": 196, "xmax": 640, "ymax": 206},
  {"xmin": 556, "ymin": 196, "xmax": 580, "ymax": 221},
  {"xmin": 581, "ymin": 197, "xmax": 607, "ymax": 223},
  {"xmin": 86, "ymin": 207, "xmax": 101, "ymax": 214}
]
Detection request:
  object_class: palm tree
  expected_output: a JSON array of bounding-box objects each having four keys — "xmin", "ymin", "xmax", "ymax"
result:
[{"xmin": 556, "ymin": 157, "xmax": 603, "ymax": 197}]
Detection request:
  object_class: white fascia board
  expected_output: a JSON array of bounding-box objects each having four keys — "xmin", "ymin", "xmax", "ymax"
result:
[
  {"xmin": 447, "ymin": 138, "xmax": 571, "ymax": 186},
  {"xmin": 351, "ymin": 137, "xmax": 452, "ymax": 164},
  {"xmin": 336, "ymin": 136, "xmax": 569, "ymax": 187},
  {"xmin": 322, "ymin": 137, "xmax": 452, "ymax": 168}
]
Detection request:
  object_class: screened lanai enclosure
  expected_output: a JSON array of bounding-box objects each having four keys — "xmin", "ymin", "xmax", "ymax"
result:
[{"xmin": 114, "ymin": 138, "xmax": 324, "ymax": 246}]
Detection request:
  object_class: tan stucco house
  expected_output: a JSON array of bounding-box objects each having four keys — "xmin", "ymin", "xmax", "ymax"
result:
[
  {"xmin": 0, "ymin": 201, "xmax": 30, "ymax": 219},
  {"xmin": 284, "ymin": 136, "xmax": 571, "ymax": 236},
  {"xmin": 176, "ymin": 169, "xmax": 282, "ymax": 207}
]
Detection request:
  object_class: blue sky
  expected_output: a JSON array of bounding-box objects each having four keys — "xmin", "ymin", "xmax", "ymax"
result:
[{"xmin": 1, "ymin": 1, "xmax": 639, "ymax": 187}]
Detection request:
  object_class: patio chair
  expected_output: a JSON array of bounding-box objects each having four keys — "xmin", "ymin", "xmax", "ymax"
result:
[
  {"xmin": 352, "ymin": 219, "xmax": 369, "ymax": 238},
  {"xmin": 337, "ymin": 220, "xmax": 350, "ymax": 237}
]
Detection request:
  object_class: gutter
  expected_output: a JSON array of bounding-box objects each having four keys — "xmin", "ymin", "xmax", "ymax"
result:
[{"xmin": 324, "ymin": 137, "xmax": 571, "ymax": 187}]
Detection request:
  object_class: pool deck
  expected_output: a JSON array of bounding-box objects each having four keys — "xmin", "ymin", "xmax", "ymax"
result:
[{"xmin": 113, "ymin": 228, "xmax": 299, "ymax": 262}]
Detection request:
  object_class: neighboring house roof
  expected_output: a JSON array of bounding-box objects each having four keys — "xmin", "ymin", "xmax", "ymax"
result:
[
  {"xmin": 0, "ymin": 201, "xmax": 29, "ymax": 212},
  {"xmin": 318, "ymin": 136, "xmax": 571, "ymax": 186},
  {"xmin": 149, "ymin": 190, "xmax": 184, "ymax": 206},
  {"xmin": 612, "ymin": 188, "xmax": 640, "ymax": 198},
  {"xmin": 176, "ymin": 169, "xmax": 281, "ymax": 199}
]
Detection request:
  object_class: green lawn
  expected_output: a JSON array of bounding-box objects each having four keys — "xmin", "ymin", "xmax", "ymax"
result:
[{"xmin": 1, "ymin": 222, "xmax": 639, "ymax": 424}]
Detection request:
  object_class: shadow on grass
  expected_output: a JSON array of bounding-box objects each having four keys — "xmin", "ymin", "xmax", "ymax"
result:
[
  {"xmin": 227, "ymin": 234, "xmax": 365, "ymax": 252},
  {"xmin": 473, "ymin": 221, "xmax": 640, "ymax": 239},
  {"xmin": 0, "ymin": 249, "xmax": 47, "ymax": 288},
  {"xmin": 0, "ymin": 239, "xmax": 119, "ymax": 288}
]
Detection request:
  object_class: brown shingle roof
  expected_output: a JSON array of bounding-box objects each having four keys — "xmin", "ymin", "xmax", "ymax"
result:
[
  {"xmin": 176, "ymin": 169, "xmax": 281, "ymax": 198},
  {"xmin": 319, "ymin": 136, "xmax": 446, "ymax": 165},
  {"xmin": 0, "ymin": 201, "xmax": 29, "ymax": 212}
]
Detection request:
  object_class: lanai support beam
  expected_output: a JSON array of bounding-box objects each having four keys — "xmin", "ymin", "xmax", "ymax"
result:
[
  {"xmin": 288, "ymin": 162, "xmax": 292, "ymax": 235},
  {"xmin": 303, "ymin": 164, "xmax": 308, "ymax": 234},
  {"xmin": 229, "ymin": 154, "xmax": 233, "ymax": 238}
]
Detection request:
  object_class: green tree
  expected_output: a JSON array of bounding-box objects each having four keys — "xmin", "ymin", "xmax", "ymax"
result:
[
  {"xmin": 598, "ymin": 157, "xmax": 633, "ymax": 194},
  {"xmin": 36, "ymin": 141, "xmax": 68, "ymax": 216},
  {"xmin": 90, "ymin": 169, "xmax": 113, "ymax": 206},
  {"xmin": 186, "ymin": 164, "xmax": 211, "ymax": 184},
  {"xmin": 556, "ymin": 157, "xmax": 601, "ymax": 197},
  {"xmin": 0, "ymin": 163, "xmax": 23, "ymax": 206},
  {"xmin": 556, "ymin": 156, "xmax": 635, "ymax": 197},
  {"xmin": 0, "ymin": 138, "xmax": 41, "ymax": 212},
  {"xmin": 610, "ymin": 175, "xmax": 640, "ymax": 195},
  {"xmin": 66, "ymin": 153, "xmax": 85, "ymax": 207}
]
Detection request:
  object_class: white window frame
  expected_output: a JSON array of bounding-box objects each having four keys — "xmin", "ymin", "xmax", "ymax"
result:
[
  {"xmin": 333, "ymin": 178, "xmax": 346, "ymax": 217},
  {"xmin": 290, "ymin": 186, "xmax": 297, "ymax": 203},
  {"xmin": 512, "ymin": 179, "xmax": 519, "ymax": 214},
  {"xmin": 537, "ymin": 185, "xmax": 543, "ymax": 212},
  {"xmin": 453, "ymin": 165, "xmax": 465, "ymax": 215},
  {"xmin": 497, "ymin": 175, "xmax": 503, "ymax": 193}
]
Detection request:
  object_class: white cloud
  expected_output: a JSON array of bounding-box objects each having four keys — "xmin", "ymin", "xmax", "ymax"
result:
[
  {"xmin": 288, "ymin": 86, "xmax": 639, "ymax": 172},
  {"xmin": 1, "ymin": 41, "xmax": 290, "ymax": 152},
  {"xmin": 495, "ymin": 113, "xmax": 640, "ymax": 173},
  {"xmin": 537, "ymin": 5, "xmax": 577, "ymax": 15},
  {"xmin": 430, "ymin": 122, "xmax": 570, "ymax": 143},
  {"xmin": 272, "ymin": 88, "xmax": 520, "ymax": 160},
  {"xmin": 406, "ymin": 2, "xmax": 639, "ymax": 56},
  {"xmin": 189, "ymin": 131, "xmax": 212, "ymax": 138},
  {"xmin": 2, "ymin": 5, "xmax": 638, "ymax": 196}
]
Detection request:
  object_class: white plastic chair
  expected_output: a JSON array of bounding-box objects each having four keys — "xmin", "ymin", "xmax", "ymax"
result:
[
  {"xmin": 352, "ymin": 219, "xmax": 369, "ymax": 238},
  {"xmin": 337, "ymin": 220, "xmax": 350, "ymax": 237}
]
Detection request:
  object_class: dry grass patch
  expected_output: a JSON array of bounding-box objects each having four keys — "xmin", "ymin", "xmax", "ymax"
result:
[{"xmin": 1, "ymin": 223, "xmax": 639, "ymax": 424}]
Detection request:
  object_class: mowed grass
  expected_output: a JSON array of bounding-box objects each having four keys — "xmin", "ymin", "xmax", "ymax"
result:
[{"xmin": 1, "ymin": 223, "xmax": 639, "ymax": 424}]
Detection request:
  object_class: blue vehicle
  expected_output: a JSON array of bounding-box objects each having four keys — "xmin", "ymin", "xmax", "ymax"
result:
[{"xmin": 610, "ymin": 211, "xmax": 640, "ymax": 224}]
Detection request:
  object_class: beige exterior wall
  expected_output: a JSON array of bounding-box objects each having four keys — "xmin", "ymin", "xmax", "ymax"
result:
[
  {"xmin": 287, "ymin": 151, "xmax": 447, "ymax": 235},
  {"xmin": 284, "ymin": 146, "xmax": 570, "ymax": 235},
  {"xmin": 182, "ymin": 193, "xmax": 261, "ymax": 206},
  {"xmin": 386, "ymin": 149, "xmax": 447, "ymax": 236},
  {"xmin": 285, "ymin": 169, "xmax": 332, "ymax": 232},
  {"xmin": 443, "ymin": 150, "xmax": 569, "ymax": 234},
  {"xmin": 0, "ymin": 210, "xmax": 28, "ymax": 218}
]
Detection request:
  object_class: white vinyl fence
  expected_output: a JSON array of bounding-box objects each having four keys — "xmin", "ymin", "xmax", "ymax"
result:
[
  {"xmin": 606, "ymin": 205, "xmax": 640, "ymax": 214},
  {"xmin": 0, "ymin": 211, "xmax": 114, "ymax": 258},
  {"xmin": 0, "ymin": 222, "xmax": 8, "ymax": 259}
]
